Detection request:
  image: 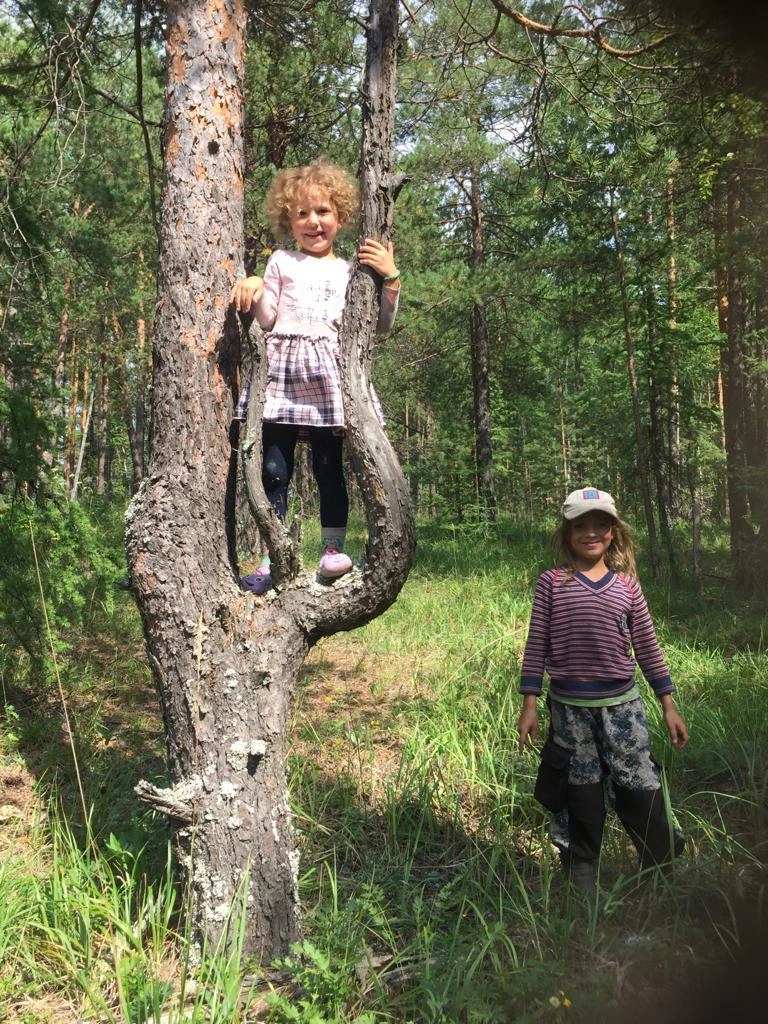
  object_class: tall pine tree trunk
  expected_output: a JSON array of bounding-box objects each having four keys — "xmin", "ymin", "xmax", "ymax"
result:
[
  {"xmin": 644, "ymin": 279, "xmax": 676, "ymax": 573},
  {"xmin": 96, "ymin": 332, "xmax": 109, "ymax": 495}
]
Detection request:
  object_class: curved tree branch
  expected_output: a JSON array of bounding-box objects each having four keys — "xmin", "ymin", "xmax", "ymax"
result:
[
  {"xmin": 239, "ymin": 314, "xmax": 302, "ymax": 583},
  {"xmin": 488, "ymin": 0, "xmax": 676, "ymax": 59}
]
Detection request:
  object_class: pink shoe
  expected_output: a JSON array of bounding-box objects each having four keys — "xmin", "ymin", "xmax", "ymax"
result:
[
  {"xmin": 240, "ymin": 568, "xmax": 272, "ymax": 595},
  {"xmin": 318, "ymin": 548, "xmax": 353, "ymax": 580}
]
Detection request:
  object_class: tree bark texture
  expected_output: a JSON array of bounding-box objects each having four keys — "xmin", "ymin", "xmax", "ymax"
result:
[
  {"xmin": 126, "ymin": 0, "xmax": 303, "ymax": 961},
  {"xmin": 126, "ymin": 0, "xmax": 412, "ymax": 963}
]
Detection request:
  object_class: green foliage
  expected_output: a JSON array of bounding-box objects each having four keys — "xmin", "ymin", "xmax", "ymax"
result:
[
  {"xmin": 267, "ymin": 939, "xmax": 373, "ymax": 1024},
  {"xmin": 242, "ymin": 0, "xmax": 363, "ymax": 264},
  {"xmin": 0, "ymin": 496, "xmax": 124, "ymax": 686},
  {"xmin": 2, "ymin": 0, "xmax": 767, "ymax": 564},
  {"xmin": 1, "ymin": 5, "xmax": 160, "ymax": 502}
]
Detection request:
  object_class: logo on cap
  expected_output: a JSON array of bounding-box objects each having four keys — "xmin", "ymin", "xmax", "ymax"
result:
[{"xmin": 582, "ymin": 488, "xmax": 600, "ymax": 499}]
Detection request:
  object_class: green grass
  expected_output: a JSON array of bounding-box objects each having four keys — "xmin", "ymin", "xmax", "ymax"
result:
[{"xmin": 1, "ymin": 517, "xmax": 767, "ymax": 1022}]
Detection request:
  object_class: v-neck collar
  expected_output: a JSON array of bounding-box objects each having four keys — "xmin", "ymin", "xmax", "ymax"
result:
[{"xmin": 574, "ymin": 569, "xmax": 615, "ymax": 591}]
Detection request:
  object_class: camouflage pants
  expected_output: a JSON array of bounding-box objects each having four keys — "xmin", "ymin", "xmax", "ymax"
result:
[
  {"xmin": 541, "ymin": 698, "xmax": 682, "ymax": 866},
  {"xmin": 549, "ymin": 697, "xmax": 660, "ymax": 790}
]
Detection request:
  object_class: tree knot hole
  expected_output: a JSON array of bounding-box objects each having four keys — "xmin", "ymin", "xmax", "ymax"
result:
[{"xmin": 247, "ymin": 738, "xmax": 268, "ymax": 775}]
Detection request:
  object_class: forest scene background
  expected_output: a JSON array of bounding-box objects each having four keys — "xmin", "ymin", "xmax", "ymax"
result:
[{"xmin": 1, "ymin": 1, "xmax": 767, "ymax": 1022}]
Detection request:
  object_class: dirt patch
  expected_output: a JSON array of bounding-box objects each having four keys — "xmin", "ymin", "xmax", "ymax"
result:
[
  {"xmin": 291, "ymin": 637, "xmax": 426, "ymax": 804},
  {"xmin": 0, "ymin": 761, "xmax": 42, "ymax": 859}
]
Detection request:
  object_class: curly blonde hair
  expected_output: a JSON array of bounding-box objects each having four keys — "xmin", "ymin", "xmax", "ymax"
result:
[
  {"xmin": 263, "ymin": 159, "xmax": 360, "ymax": 243},
  {"xmin": 552, "ymin": 516, "xmax": 639, "ymax": 580}
]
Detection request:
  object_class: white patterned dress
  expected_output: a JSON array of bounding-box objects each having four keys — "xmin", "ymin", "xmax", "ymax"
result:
[{"xmin": 236, "ymin": 249, "xmax": 397, "ymax": 427}]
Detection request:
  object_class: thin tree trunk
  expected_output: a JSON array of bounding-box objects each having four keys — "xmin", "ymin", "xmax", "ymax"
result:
[
  {"xmin": 113, "ymin": 311, "xmax": 146, "ymax": 494},
  {"xmin": 753, "ymin": 302, "xmax": 768, "ymax": 553},
  {"xmin": 571, "ymin": 315, "xmax": 585, "ymax": 484},
  {"xmin": 65, "ymin": 336, "xmax": 79, "ymax": 492},
  {"xmin": 42, "ymin": 277, "xmax": 72, "ymax": 474},
  {"xmin": 665, "ymin": 170, "xmax": 681, "ymax": 518},
  {"xmin": 715, "ymin": 171, "xmax": 752, "ymax": 578},
  {"xmin": 96, "ymin": 330, "xmax": 109, "ymax": 495},
  {"xmin": 559, "ymin": 390, "xmax": 570, "ymax": 490},
  {"xmin": 468, "ymin": 162, "xmax": 496, "ymax": 521},
  {"xmin": 134, "ymin": 261, "xmax": 149, "ymax": 486},
  {"xmin": 688, "ymin": 459, "xmax": 702, "ymax": 589},
  {"xmin": 425, "ymin": 408, "xmax": 435, "ymax": 517},
  {"xmin": 645, "ymin": 280, "xmax": 676, "ymax": 573},
  {"xmin": 743, "ymin": 295, "xmax": 768, "ymax": 571},
  {"xmin": 71, "ymin": 386, "xmax": 94, "ymax": 500},
  {"xmin": 609, "ymin": 190, "xmax": 660, "ymax": 577}
]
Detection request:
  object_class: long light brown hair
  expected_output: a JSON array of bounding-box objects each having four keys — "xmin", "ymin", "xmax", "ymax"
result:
[{"xmin": 551, "ymin": 516, "xmax": 639, "ymax": 580}]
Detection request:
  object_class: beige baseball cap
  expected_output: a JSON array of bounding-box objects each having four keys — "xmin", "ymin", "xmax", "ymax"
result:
[{"xmin": 562, "ymin": 487, "xmax": 618, "ymax": 520}]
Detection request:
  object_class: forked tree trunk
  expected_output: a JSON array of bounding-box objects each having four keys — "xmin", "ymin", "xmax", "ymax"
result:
[{"xmin": 125, "ymin": 0, "xmax": 412, "ymax": 963}]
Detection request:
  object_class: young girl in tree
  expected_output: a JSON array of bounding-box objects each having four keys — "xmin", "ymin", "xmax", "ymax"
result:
[
  {"xmin": 518, "ymin": 487, "xmax": 688, "ymax": 897},
  {"xmin": 230, "ymin": 159, "xmax": 400, "ymax": 593}
]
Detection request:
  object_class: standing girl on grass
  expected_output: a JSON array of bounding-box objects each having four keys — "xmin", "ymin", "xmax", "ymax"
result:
[
  {"xmin": 517, "ymin": 487, "xmax": 688, "ymax": 897},
  {"xmin": 230, "ymin": 159, "xmax": 400, "ymax": 593}
]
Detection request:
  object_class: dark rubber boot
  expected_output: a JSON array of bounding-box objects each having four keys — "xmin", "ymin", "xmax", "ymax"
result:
[
  {"xmin": 613, "ymin": 784, "xmax": 682, "ymax": 870},
  {"xmin": 565, "ymin": 782, "xmax": 606, "ymax": 863},
  {"xmin": 559, "ymin": 849, "xmax": 597, "ymax": 900}
]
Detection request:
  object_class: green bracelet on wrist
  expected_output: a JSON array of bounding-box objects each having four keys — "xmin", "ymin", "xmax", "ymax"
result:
[{"xmin": 383, "ymin": 270, "xmax": 400, "ymax": 283}]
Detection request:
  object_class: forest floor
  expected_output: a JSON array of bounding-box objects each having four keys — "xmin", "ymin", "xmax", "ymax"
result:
[{"xmin": 1, "ymin": 520, "xmax": 767, "ymax": 1022}]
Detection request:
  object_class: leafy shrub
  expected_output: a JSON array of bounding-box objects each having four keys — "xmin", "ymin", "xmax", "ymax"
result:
[{"xmin": 0, "ymin": 494, "xmax": 124, "ymax": 689}]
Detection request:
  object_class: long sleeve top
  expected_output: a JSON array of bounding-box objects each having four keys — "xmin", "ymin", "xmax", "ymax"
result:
[
  {"xmin": 254, "ymin": 249, "xmax": 399, "ymax": 341},
  {"xmin": 519, "ymin": 568, "xmax": 674, "ymax": 702}
]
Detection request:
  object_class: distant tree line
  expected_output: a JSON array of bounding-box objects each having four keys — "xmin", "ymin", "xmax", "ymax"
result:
[{"xmin": 2, "ymin": 0, "xmax": 767, "ymax": 583}]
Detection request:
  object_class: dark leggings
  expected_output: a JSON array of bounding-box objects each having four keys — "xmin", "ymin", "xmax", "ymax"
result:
[{"xmin": 262, "ymin": 422, "xmax": 348, "ymax": 528}]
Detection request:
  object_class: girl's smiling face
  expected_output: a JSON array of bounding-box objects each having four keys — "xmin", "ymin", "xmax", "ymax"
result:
[
  {"xmin": 290, "ymin": 187, "xmax": 340, "ymax": 258},
  {"xmin": 567, "ymin": 511, "xmax": 615, "ymax": 570}
]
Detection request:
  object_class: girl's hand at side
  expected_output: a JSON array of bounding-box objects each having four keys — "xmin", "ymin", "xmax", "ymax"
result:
[
  {"xmin": 518, "ymin": 696, "xmax": 539, "ymax": 753},
  {"xmin": 664, "ymin": 707, "xmax": 689, "ymax": 749},
  {"xmin": 230, "ymin": 276, "xmax": 264, "ymax": 313},
  {"xmin": 358, "ymin": 238, "xmax": 399, "ymax": 286},
  {"xmin": 659, "ymin": 694, "xmax": 688, "ymax": 748}
]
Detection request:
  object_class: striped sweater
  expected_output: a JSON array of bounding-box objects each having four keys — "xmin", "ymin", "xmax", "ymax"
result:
[{"xmin": 520, "ymin": 568, "xmax": 674, "ymax": 701}]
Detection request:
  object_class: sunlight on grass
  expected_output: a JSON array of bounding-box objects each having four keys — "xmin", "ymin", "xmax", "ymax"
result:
[{"xmin": 1, "ymin": 519, "xmax": 766, "ymax": 1021}]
